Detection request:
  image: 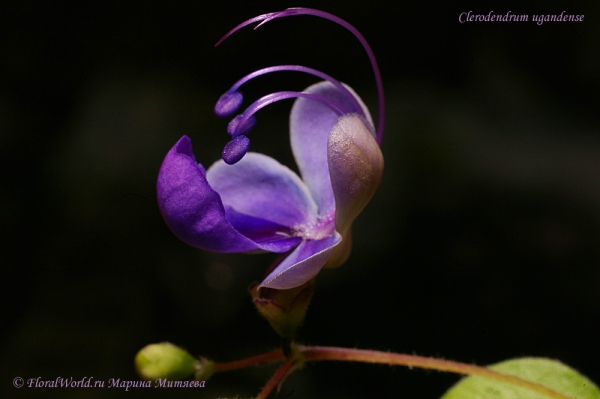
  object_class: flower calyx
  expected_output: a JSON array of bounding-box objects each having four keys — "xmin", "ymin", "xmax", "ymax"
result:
[{"xmin": 250, "ymin": 278, "xmax": 315, "ymax": 339}]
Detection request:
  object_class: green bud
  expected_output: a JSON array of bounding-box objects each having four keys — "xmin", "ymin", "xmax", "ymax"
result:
[
  {"xmin": 135, "ymin": 342, "xmax": 201, "ymax": 381},
  {"xmin": 250, "ymin": 279, "xmax": 315, "ymax": 339}
]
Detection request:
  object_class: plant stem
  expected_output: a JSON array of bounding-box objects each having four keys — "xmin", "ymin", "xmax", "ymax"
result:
[
  {"xmin": 255, "ymin": 357, "xmax": 296, "ymax": 399},
  {"xmin": 210, "ymin": 344, "xmax": 573, "ymax": 399},
  {"xmin": 298, "ymin": 345, "xmax": 571, "ymax": 399},
  {"xmin": 213, "ymin": 348, "xmax": 284, "ymax": 373}
]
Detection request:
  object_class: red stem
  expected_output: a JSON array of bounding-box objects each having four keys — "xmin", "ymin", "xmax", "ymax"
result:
[
  {"xmin": 213, "ymin": 348, "xmax": 284, "ymax": 373},
  {"xmin": 255, "ymin": 357, "xmax": 297, "ymax": 399},
  {"xmin": 299, "ymin": 345, "xmax": 571, "ymax": 399}
]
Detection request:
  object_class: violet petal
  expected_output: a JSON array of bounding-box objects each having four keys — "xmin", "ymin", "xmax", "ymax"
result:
[
  {"xmin": 157, "ymin": 136, "xmax": 263, "ymax": 253},
  {"xmin": 223, "ymin": 207, "xmax": 302, "ymax": 252},
  {"xmin": 207, "ymin": 152, "xmax": 319, "ymax": 229},
  {"xmin": 259, "ymin": 232, "xmax": 342, "ymax": 290}
]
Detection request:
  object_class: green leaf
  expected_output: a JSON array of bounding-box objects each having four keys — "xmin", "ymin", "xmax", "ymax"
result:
[{"xmin": 441, "ymin": 357, "xmax": 600, "ymax": 399}]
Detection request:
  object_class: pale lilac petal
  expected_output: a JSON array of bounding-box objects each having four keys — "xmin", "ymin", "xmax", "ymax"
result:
[
  {"xmin": 157, "ymin": 136, "xmax": 296, "ymax": 253},
  {"xmin": 325, "ymin": 114, "xmax": 384, "ymax": 267},
  {"xmin": 290, "ymin": 81, "xmax": 373, "ymax": 216},
  {"xmin": 207, "ymin": 152, "xmax": 319, "ymax": 228},
  {"xmin": 258, "ymin": 233, "xmax": 342, "ymax": 290}
]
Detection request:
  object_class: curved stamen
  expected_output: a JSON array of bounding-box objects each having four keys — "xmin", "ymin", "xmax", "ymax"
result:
[
  {"xmin": 222, "ymin": 92, "xmax": 350, "ymax": 165},
  {"xmin": 215, "ymin": 65, "xmax": 366, "ymax": 118},
  {"xmin": 229, "ymin": 91, "xmax": 349, "ymax": 139},
  {"xmin": 216, "ymin": 7, "xmax": 385, "ymax": 145}
]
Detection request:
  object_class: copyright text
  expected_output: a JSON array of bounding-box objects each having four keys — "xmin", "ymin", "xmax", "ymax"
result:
[{"xmin": 13, "ymin": 376, "xmax": 206, "ymax": 391}]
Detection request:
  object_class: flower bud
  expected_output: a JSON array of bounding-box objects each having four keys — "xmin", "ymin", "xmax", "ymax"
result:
[
  {"xmin": 250, "ymin": 279, "xmax": 315, "ymax": 339},
  {"xmin": 135, "ymin": 342, "xmax": 204, "ymax": 381}
]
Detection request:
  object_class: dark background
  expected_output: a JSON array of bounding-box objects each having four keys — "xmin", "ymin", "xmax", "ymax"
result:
[{"xmin": 2, "ymin": 0, "xmax": 599, "ymax": 398}]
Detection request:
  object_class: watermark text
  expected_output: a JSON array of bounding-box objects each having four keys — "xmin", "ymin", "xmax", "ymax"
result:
[
  {"xmin": 459, "ymin": 11, "xmax": 584, "ymax": 25},
  {"xmin": 13, "ymin": 376, "xmax": 206, "ymax": 391}
]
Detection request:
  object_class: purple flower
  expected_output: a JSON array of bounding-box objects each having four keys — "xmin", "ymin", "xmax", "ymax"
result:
[{"xmin": 157, "ymin": 8, "xmax": 384, "ymax": 290}]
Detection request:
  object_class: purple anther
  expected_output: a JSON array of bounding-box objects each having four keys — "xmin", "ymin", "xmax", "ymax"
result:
[
  {"xmin": 227, "ymin": 114, "xmax": 257, "ymax": 137},
  {"xmin": 222, "ymin": 135, "xmax": 251, "ymax": 165},
  {"xmin": 215, "ymin": 91, "xmax": 244, "ymax": 118}
]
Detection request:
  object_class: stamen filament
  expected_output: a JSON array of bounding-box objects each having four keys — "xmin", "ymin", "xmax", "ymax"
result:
[
  {"xmin": 230, "ymin": 91, "xmax": 350, "ymax": 138},
  {"xmin": 216, "ymin": 7, "xmax": 385, "ymax": 144},
  {"xmin": 226, "ymin": 65, "xmax": 365, "ymax": 117}
]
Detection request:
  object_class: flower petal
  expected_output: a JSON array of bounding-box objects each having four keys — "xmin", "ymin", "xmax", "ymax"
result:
[
  {"xmin": 157, "ymin": 136, "xmax": 263, "ymax": 253},
  {"xmin": 290, "ymin": 81, "xmax": 373, "ymax": 216},
  {"xmin": 207, "ymin": 152, "xmax": 319, "ymax": 228},
  {"xmin": 259, "ymin": 233, "xmax": 342, "ymax": 290},
  {"xmin": 325, "ymin": 113, "xmax": 384, "ymax": 267},
  {"xmin": 222, "ymin": 208, "xmax": 302, "ymax": 252}
]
